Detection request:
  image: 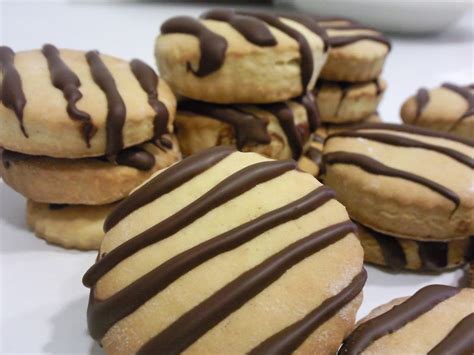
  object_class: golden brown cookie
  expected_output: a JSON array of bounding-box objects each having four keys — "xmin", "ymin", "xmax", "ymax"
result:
[
  {"xmin": 401, "ymin": 83, "xmax": 474, "ymax": 139},
  {"xmin": 314, "ymin": 78, "xmax": 386, "ymax": 123},
  {"xmin": 339, "ymin": 285, "xmax": 474, "ymax": 354},
  {"xmin": 313, "ymin": 17, "xmax": 391, "ymax": 82},
  {"xmin": 175, "ymin": 93, "xmax": 317, "ymax": 160},
  {"xmin": 27, "ymin": 200, "xmax": 117, "ymax": 250},
  {"xmin": 322, "ymin": 123, "xmax": 474, "ymax": 241},
  {"xmin": 356, "ymin": 221, "xmax": 473, "ymax": 272},
  {"xmin": 0, "ymin": 135, "xmax": 181, "ymax": 205},
  {"xmin": 83, "ymin": 147, "xmax": 365, "ymax": 354},
  {"xmin": 0, "ymin": 45, "xmax": 175, "ymax": 158},
  {"xmin": 156, "ymin": 10, "xmax": 328, "ymax": 103}
]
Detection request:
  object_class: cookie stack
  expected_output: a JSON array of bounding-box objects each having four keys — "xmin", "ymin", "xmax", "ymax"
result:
[
  {"xmin": 155, "ymin": 10, "xmax": 329, "ymax": 160},
  {"xmin": 0, "ymin": 45, "xmax": 181, "ymax": 250},
  {"xmin": 322, "ymin": 123, "xmax": 474, "ymax": 272}
]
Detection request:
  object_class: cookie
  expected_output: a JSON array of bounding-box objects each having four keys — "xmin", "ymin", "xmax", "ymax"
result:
[
  {"xmin": 83, "ymin": 147, "xmax": 365, "ymax": 354},
  {"xmin": 356, "ymin": 221, "xmax": 473, "ymax": 272},
  {"xmin": 322, "ymin": 123, "xmax": 474, "ymax": 240},
  {"xmin": 339, "ymin": 285, "xmax": 474, "ymax": 354},
  {"xmin": 155, "ymin": 10, "xmax": 328, "ymax": 104},
  {"xmin": 401, "ymin": 83, "xmax": 474, "ymax": 139},
  {"xmin": 175, "ymin": 93, "xmax": 317, "ymax": 160},
  {"xmin": 27, "ymin": 200, "xmax": 117, "ymax": 250},
  {"xmin": 0, "ymin": 135, "xmax": 181, "ymax": 205},
  {"xmin": 313, "ymin": 17, "xmax": 391, "ymax": 82},
  {"xmin": 314, "ymin": 78, "xmax": 386, "ymax": 123},
  {"xmin": 0, "ymin": 45, "xmax": 176, "ymax": 158}
]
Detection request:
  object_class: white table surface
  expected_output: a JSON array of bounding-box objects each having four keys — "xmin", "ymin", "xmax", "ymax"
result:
[{"xmin": 1, "ymin": 2, "xmax": 473, "ymax": 354}]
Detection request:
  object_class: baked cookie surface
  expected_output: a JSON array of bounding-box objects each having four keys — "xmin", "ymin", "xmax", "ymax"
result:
[
  {"xmin": 0, "ymin": 45, "xmax": 175, "ymax": 158},
  {"xmin": 83, "ymin": 147, "xmax": 365, "ymax": 354}
]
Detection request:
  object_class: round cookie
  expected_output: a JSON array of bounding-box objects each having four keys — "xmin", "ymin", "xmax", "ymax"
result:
[
  {"xmin": 175, "ymin": 93, "xmax": 317, "ymax": 160},
  {"xmin": 313, "ymin": 17, "xmax": 391, "ymax": 82},
  {"xmin": 339, "ymin": 285, "xmax": 474, "ymax": 354},
  {"xmin": 356, "ymin": 221, "xmax": 473, "ymax": 272},
  {"xmin": 0, "ymin": 45, "xmax": 176, "ymax": 158},
  {"xmin": 27, "ymin": 200, "xmax": 117, "ymax": 250},
  {"xmin": 155, "ymin": 10, "xmax": 328, "ymax": 104},
  {"xmin": 83, "ymin": 147, "xmax": 365, "ymax": 354},
  {"xmin": 401, "ymin": 83, "xmax": 474, "ymax": 139},
  {"xmin": 0, "ymin": 135, "xmax": 181, "ymax": 205},
  {"xmin": 322, "ymin": 123, "xmax": 474, "ymax": 241},
  {"xmin": 314, "ymin": 78, "xmax": 386, "ymax": 123}
]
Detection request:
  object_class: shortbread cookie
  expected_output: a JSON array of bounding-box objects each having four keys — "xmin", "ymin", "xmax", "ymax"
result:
[
  {"xmin": 339, "ymin": 285, "xmax": 474, "ymax": 354},
  {"xmin": 156, "ymin": 10, "xmax": 328, "ymax": 103},
  {"xmin": 322, "ymin": 123, "xmax": 474, "ymax": 240},
  {"xmin": 0, "ymin": 45, "xmax": 175, "ymax": 158},
  {"xmin": 175, "ymin": 93, "xmax": 317, "ymax": 160},
  {"xmin": 27, "ymin": 200, "xmax": 117, "ymax": 250},
  {"xmin": 401, "ymin": 83, "xmax": 474, "ymax": 139},
  {"xmin": 83, "ymin": 147, "xmax": 365, "ymax": 354},
  {"xmin": 0, "ymin": 135, "xmax": 180, "ymax": 205},
  {"xmin": 314, "ymin": 78, "xmax": 386, "ymax": 123},
  {"xmin": 313, "ymin": 17, "xmax": 391, "ymax": 82},
  {"xmin": 356, "ymin": 221, "xmax": 473, "ymax": 272}
]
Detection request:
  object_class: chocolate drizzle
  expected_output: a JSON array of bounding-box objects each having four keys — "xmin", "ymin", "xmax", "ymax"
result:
[
  {"xmin": 442, "ymin": 83, "xmax": 474, "ymax": 131},
  {"xmin": 364, "ymin": 226, "xmax": 406, "ymax": 270},
  {"xmin": 130, "ymin": 59, "xmax": 169, "ymax": 139},
  {"xmin": 250, "ymin": 269, "xmax": 366, "ymax": 354},
  {"xmin": 42, "ymin": 44, "xmax": 96, "ymax": 146},
  {"xmin": 115, "ymin": 146, "xmax": 155, "ymax": 171},
  {"xmin": 138, "ymin": 221, "xmax": 355, "ymax": 354},
  {"xmin": 294, "ymin": 92, "xmax": 320, "ymax": 131},
  {"xmin": 305, "ymin": 147, "xmax": 323, "ymax": 167},
  {"xmin": 418, "ymin": 242, "xmax": 448, "ymax": 270},
  {"xmin": 0, "ymin": 46, "xmax": 27, "ymax": 136},
  {"xmin": 87, "ymin": 186, "xmax": 336, "ymax": 340},
  {"xmin": 161, "ymin": 16, "xmax": 228, "ymax": 77},
  {"xmin": 86, "ymin": 50, "xmax": 126, "ymax": 156},
  {"xmin": 328, "ymin": 34, "xmax": 391, "ymax": 49},
  {"xmin": 428, "ymin": 313, "xmax": 474, "ymax": 355},
  {"xmin": 338, "ymin": 285, "xmax": 460, "ymax": 354},
  {"xmin": 414, "ymin": 88, "xmax": 429, "ymax": 123}
]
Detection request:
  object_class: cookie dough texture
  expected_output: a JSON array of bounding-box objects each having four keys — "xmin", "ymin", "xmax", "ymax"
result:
[
  {"xmin": 84, "ymin": 148, "xmax": 365, "ymax": 354},
  {"xmin": 322, "ymin": 123, "xmax": 474, "ymax": 240},
  {"xmin": 156, "ymin": 10, "xmax": 328, "ymax": 104},
  {"xmin": 0, "ymin": 47, "xmax": 176, "ymax": 158},
  {"xmin": 27, "ymin": 200, "xmax": 116, "ymax": 250},
  {"xmin": 401, "ymin": 83, "xmax": 474, "ymax": 139},
  {"xmin": 0, "ymin": 136, "xmax": 181, "ymax": 205}
]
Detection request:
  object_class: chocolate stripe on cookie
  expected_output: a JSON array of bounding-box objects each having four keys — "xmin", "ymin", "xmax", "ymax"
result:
[
  {"xmin": 84, "ymin": 158, "xmax": 296, "ymax": 286},
  {"xmin": 130, "ymin": 59, "xmax": 169, "ymax": 139},
  {"xmin": 338, "ymin": 285, "xmax": 460, "ymax": 355},
  {"xmin": 418, "ymin": 242, "xmax": 448, "ymax": 270},
  {"xmin": 138, "ymin": 221, "xmax": 355, "ymax": 355},
  {"xmin": 42, "ymin": 44, "xmax": 96, "ymax": 147},
  {"xmin": 294, "ymin": 92, "xmax": 320, "ymax": 131},
  {"xmin": 114, "ymin": 145, "xmax": 156, "ymax": 171},
  {"xmin": 102, "ymin": 146, "xmax": 234, "ymax": 232},
  {"xmin": 305, "ymin": 146, "xmax": 323, "ymax": 167},
  {"xmin": 275, "ymin": 13, "xmax": 329, "ymax": 51},
  {"xmin": 250, "ymin": 269, "xmax": 366, "ymax": 354},
  {"xmin": 161, "ymin": 16, "xmax": 228, "ymax": 77},
  {"xmin": 366, "ymin": 227, "xmax": 407, "ymax": 270},
  {"xmin": 414, "ymin": 88, "xmax": 429, "ymax": 123},
  {"xmin": 86, "ymin": 51, "xmax": 126, "ymax": 156},
  {"xmin": 428, "ymin": 313, "xmax": 474, "ymax": 355},
  {"xmin": 0, "ymin": 46, "xmax": 27, "ymax": 136},
  {"xmin": 441, "ymin": 83, "xmax": 474, "ymax": 131},
  {"xmin": 327, "ymin": 33, "xmax": 391, "ymax": 49},
  {"xmin": 323, "ymin": 152, "xmax": 460, "ymax": 208},
  {"xmin": 87, "ymin": 186, "xmax": 335, "ymax": 340}
]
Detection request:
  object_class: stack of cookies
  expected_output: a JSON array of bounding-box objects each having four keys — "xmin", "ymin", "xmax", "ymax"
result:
[
  {"xmin": 155, "ymin": 10, "xmax": 329, "ymax": 161},
  {"xmin": 0, "ymin": 45, "xmax": 181, "ymax": 250}
]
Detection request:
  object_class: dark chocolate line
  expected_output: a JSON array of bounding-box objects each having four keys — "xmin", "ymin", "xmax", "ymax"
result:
[
  {"xmin": 367, "ymin": 227, "xmax": 406, "ymax": 270},
  {"xmin": 84, "ymin": 158, "xmax": 296, "ymax": 287},
  {"xmin": 442, "ymin": 83, "xmax": 474, "ymax": 132},
  {"xmin": 130, "ymin": 59, "xmax": 169, "ymax": 139},
  {"xmin": 87, "ymin": 186, "xmax": 335, "ymax": 340},
  {"xmin": 103, "ymin": 146, "xmax": 234, "ymax": 232},
  {"xmin": 277, "ymin": 13, "xmax": 329, "ymax": 51},
  {"xmin": 138, "ymin": 221, "xmax": 355, "ymax": 355},
  {"xmin": 250, "ymin": 269, "xmax": 366, "ymax": 354},
  {"xmin": 294, "ymin": 92, "xmax": 320, "ymax": 131},
  {"xmin": 328, "ymin": 34, "xmax": 391, "ymax": 50},
  {"xmin": 418, "ymin": 242, "xmax": 448, "ymax": 270},
  {"xmin": 0, "ymin": 46, "xmax": 27, "ymax": 137},
  {"xmin": 178, "ymin": 101, "xmax": 271, "ymax": 150},
  {"xmin": 323, "ymin": 152, "xmax": 460, "ymax": 208},
  {"xmin": 305, "ymin": 147, "xmax": 323, "ymax": 167},
  {"xmin": 428, "ymin": 313, "xmax": 474, "ymax": 355},
  {"xmin": 86, "ymin": 51, "xmax": 126, "ymax": 156},
  {"xmin": 115, "ymin": 146, "xmax": 155, "ymax": 171},
  {"xmin": 161, "ymin": 16, "xmax": 228, "ymax": 77},
  {"xmin": 327, "ymin": 131, "xmax": 474, "ymax": 168},
  {"xmin": 414, "ymin": 88, "xmax": 429, "ymax": 123},
  {"xmin": 338, "ymin": 285, "xmax": 461, "ymax": 355},
  {"xmin": 42, "ymin": 44, "xmax": 96, "ymax": 147}
]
